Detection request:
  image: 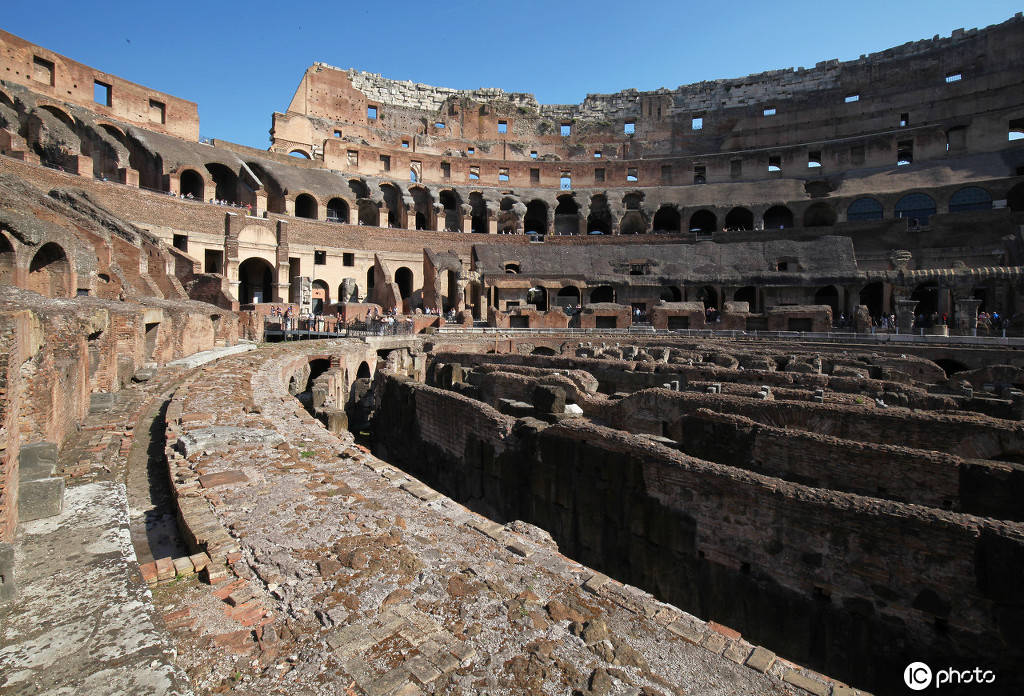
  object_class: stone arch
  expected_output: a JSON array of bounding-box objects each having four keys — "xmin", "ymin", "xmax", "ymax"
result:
[
  {"xmin": 846, "ymin": 197, "xmax": 884, "ymax": 221},
  {"xmin": 294, "ymin": 193, "xmax": 318, "ymax": 219},
  {"xmin": 763, "ymin": 205, "xmax": 794, "ymax": 229},
  {"xmin": 556, "ymin": 286, "xmax": 581, "ymax": 307},
  {"xmin": 498, "ymin": 197, "xmax": 519, "ymax": 234},
  {"xmin": 0, "ymin": 231, "xmax": 15, "ymax": 286},
  {"xmin": 358, "ymin": 199, "xmax": 379, "ymax": 226},
  {"xmin": 895, "ymin": 193, "xmax": 937, "ymax": 225},
  {"xmin": 554, "ymin": 195, "xmax": 580, "ymax": 236},
  {"xmin": 327, "ymin": 197, "xmax": 350, "ymax": 223},
  {"xmin": 179, "ymin": 169, "xmax": 204, "ymax": 199},
  {"xmin": 206, "ymin": 162, "xmax": 240, "ymax": 203},
  {"xmin": 619, "ymin": 211, "xmax": 647, "ymax": 235},
  {"xmin": 948, "ymin": 186, "xmax": 992, "ymax": 213},
  {"xmin": 688, "ymin": 209, "xmax": 717, "ymax": 232},
  {"xmin": 814, "ymin": 285, "xmax": 840, "ymax": 317},
  {"xmin": 439, "ymin": 190, "xmax": 463, "ymax": 232},
  {"xmin": 356, "ymin": 361, "xmax": 371, "ymax": 379},
  {"xmin": 39, "ymin": 104, "xmax": 76, "ymax": 131},
  {"xmin": 247, "ymin": 161, "xmax": 286, "ymax": 213},
  {"xmin": 652, "ymin": 206, "xmax": 681, "ymax": 233},
  {"xmin": 524, "ymin": 200, "xmax": 548, "ymax": 235},
  {"xmin": 587, "ymin": 194, "xmax": 612, "ymax": 235},
  {"xmin": 724, "ymin": 207, "xmax": 754, "ymax": 231},
  {"xmin": 238, "ymin": 256, "xmax": 274, "ymax": 304},
  {"xmin": 311, "ymin": 278, "xmax": 330, "ymax": 313},
  {"xmin": 469, "ymin": 192, "xmax": 488, "ymax": 234},
  {"xmin": 803, "ymin": 202, "xmax": 837, "ymax": 227},
  {"xmin": 697, "ymin": 286, "xmax": 718, "ymax": 309},
  {"xmin": 395, "ymin": 266, "xmax": 414, "ymax": 300},
  {"xmin": 380, "ymin": 183, "xmax": 405, "ymax": 228},
  {"xmin": 859, "ymin": 281, "xmax": 884, "ymax": 317},
  {"xmin": 410, "ymin": 186, "xmax": 434, "ymax": 231},
  {"xmin": 28, "ymin": 242, "xmax": 71, "ymax": 298},
  {"xmin": 660, "ymin": 286, "xmax": 683, "ymax": 302},
  {"xmin": 289, "ymin": 149, "xmax": 311, "ymax": 159},
  {"xmin": 911, "ymin": 281, "xmax": 939, "ymax": 317}
]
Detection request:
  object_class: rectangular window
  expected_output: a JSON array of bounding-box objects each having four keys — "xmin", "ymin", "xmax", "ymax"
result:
[
  {"xmin": 441, "ymin": 162, "xmax": 451, "ymax": 178},
  {"xmin": 467, "ymin": 147, "xmax": 475, "ymax": 155},
  {"xmin": 410, "ymin": 161, "xmax": 420, "ymax": 182},
  {"xmin": 347, "ymin": 150, "xmax": 358, "ymax": 167},
  {"xmin": 900, "ymin": 112, "xmax": 909, "ymax": 127},
  {"xmin": 768, "ymin": 155, "xmax": 782, "ymax": 172},
  {"xmin": 469, "ymin": 166, "xmax": 480, "ymax": 180},
  {"xmin": 33, "ymin": 55, "xmax": 54, "ymax": 86},
  {"xmin": 594, "ymin": 167, "xmax": 605, "ymax": 182},
  {"xmin": 897, "ymin": 140, "xmax": 913, "ymax": 166},
  {"xmin": 530, "ymin": 150, "xmax": 538, "ymax": 159},
  {"xmin": 661, "ymin": 165, "xmax": 672, "ymax": 182},
  {"xmin": 498, "ymin": 168, "xmax": 509, "ymax": 182},
  {"xmin": 401, "ymin": 140, "xmax": 410, "ymax": 149},
  {"xmin": 560, "ymin": 123, "xmax": 571, "ymax": 136},
  {"xmin": 333, "ymin": 129, "xmax": 342, "ymax": 137},
  {"xmin": 204, "ymin": 249, "xmax": 223, "ymax": 274},
  {"xmin": 149, "ymin": 99, "xmax": 165, "ymax": 124},
  {"xmin": 498, "ymin": 120, "xmax": 507, "ymax": 134},
  {"xmin": 763, "ymin": 107, "xmax": 776, "ymax": 116},
  {"xmin": 626, "ymin": 167, "xmax": 638, "ymax": 182},
  {"xmin": 367, "ymin": 105, "xmax": 378, "ymax": 119},
  {"xmin": 808, "ymin": 151, "xmax": 822, "ymax": 168},
  {"xmin": 624, "ymin": 121, "xmax": 635, "ymax": 135},
  {"xmin": 693, "ymin": 165, "xmax": 706, "ymax": 184},
  {"xmin": 692, "ymin": 117, "xmax": 703, "ymax": 130},
  {"xmin": 434, "ymin": 122, "xmax": 445, "ymax": 129},
  {"xmin": 594, "ymin": 150, "xmax": 602, "ymax": 158},
  {"xmin": 730, "ymin": 159, "xmax": 742, "ymax": 178},
  {"xmin": 1010, "ymin": 118, "xmax": 1024, "ymax": 141},
  {"xmin": 314, "ymin": 250, "xmax": 327, "ymax": 265},
  {"xmin": 530, "ymin": 168, "xmax": 540, "ymax": 184},
  {"xmin": 172, "ymin": 234, "xmax": 188, "ymax": 252},
  {"xmin": 946, "ymin": 127, "xmax": 966, "ymax": 151},
  {"xmin": 850, "ymin": 145, "xmax": 865, "ymax": 165},
  {"xmin": 379, "ymin": 154, "xmax": 391, "ymax": 172},
  {"xmin": 94, "ymin": 80, "xmax": 112, "ymax": 106},
  {"xmin": 945, "ymin": 72, "xmax": 962, "ymax": 83},
  {"xmin": 343, "ymin": 252, "xmax": 355, "ymax": 266},
  {"xmin": 560, "ymin": 173, "xmax": 571, "ymax": 190},
  {"xmin": 844, "ymin": 94, "xmax": 860, "ymax": 103}
]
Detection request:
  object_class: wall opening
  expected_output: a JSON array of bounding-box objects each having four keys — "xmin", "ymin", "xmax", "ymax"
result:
[{"xmin": 238, "ymin": 257, "xmax": 274, "ymax": 304}]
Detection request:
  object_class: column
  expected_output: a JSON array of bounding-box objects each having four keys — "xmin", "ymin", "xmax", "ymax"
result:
[
  {"xmin": 895, "ymin": 298, "xmax": 918, "ymax": 332},
  {"xmin": 954, "ymin": 297, "xmax": 982, "ymax": 335}
]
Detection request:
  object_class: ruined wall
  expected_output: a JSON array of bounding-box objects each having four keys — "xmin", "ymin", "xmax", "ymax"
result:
[{"xmin": 373, "ymin": 374, "xmax": 1024, "ymax": 694}]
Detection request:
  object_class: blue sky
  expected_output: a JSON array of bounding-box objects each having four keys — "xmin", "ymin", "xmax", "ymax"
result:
[{"xmin": 4, "ymin": 1, "xmax": 1021, "ymax": 148}]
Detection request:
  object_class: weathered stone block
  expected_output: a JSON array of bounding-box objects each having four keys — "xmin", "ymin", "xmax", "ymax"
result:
[
  {"xmin": 0, "ymin": 543, "xmax": 15, "ymax": 602},
  {"xmin": 17, "ymin": 477, "xmax": 64, "ymax": 521},
  {"xmin": 18, "ymin": 442, "xmax": 58, "ymax": 481}
]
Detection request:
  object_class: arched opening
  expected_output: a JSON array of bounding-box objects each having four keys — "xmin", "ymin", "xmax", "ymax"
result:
[
  {"xmin": 934, "ymin": 359, "xmax": 969, "ymax": 377},
  {"xmin": 498, "ymin": 197, "xmax": 519, "ymax": 234},
  {"xmin": 395, "ymin": 267, "xmax": 414, "ymax": 300},
  {"xmin": 619, "ymin": 211, "xmax": 647, "ymax": 235},
  {"xmin": 527, "ymin": 286, "xmax": 548, "ymax": 311},
  {"xmin": 688, "ymin": 209, "xmax": 717, "ymax": 232},
  {"xmin": 311, "ymin": 279, "xmax": 330, "ymax": 313},
  {"xmin": 660, "ymin": 286, "xmax": 682, "ymax": 302},
  {"xmin": 238, "ymin": 257, "xmax": 274, "ymax": 304},
  {"xmin": 445, "ymin": 269, "xmax": 459, "ymax": 312},
  {"xmin": 697, "ymin": 286, "xmax": 718, "ymax": 310},
  {"xmin": 366, "ymin": 266, "xmax": 375, "ymax": 290},
  {"xmin": 911, "ymin": 282, "xmax": 939, "ymax": 317},
  {"xmin": 469, "ymin": 192, "xmax": 488, "ymax": 234},
  {"xmin": 554, "ymin": 195, "xmax": 580, "ymax": 236},
  {"xmin": 289, "ymin": 149, "xmax": 311, "ymax": 159},
  {"xmin": 1007, "ymin": 183, "xmax": 1024, "ymax": 212},
  {"xmin": 803, "ymin": 202, "xmax": 836, "ymax": 227},
  {"xmin": 590, "ymin": 285, "xmax": 615, "ymax": 304},
  {"xmin": 380, "ymin": 184, "xmax": 404, "ymax": 228},
  {"xmin": 206, "ymin": 162, "xmax": 239, "ymax": 204},
  {"xmin": 555, "ymin": 286, "xmax": 581, "ymax": 308},
  {"xmin": 504, "ymin": 262, "xmax": 521, "ymax": 274},
  {"xmin": 846, "ymin": 197, "xmax": 884, "ymax": 221},
  {"xmin": 531, "ymin": 347, "xmax": 558, "ymax": 356},
  {"xmin": 859, "ymin": 282, "xmax": 884, "ymax": 318},
  {"xmin": 895, "ymin": 193, "xmax": 937, "ymax": 226},
  {"xmin": 440, "ymin": 190, "xmax": 463, "ymax": 232},
  {"xmin": 948, "ymin": 186, "xmax": 992, "ymax": 213},
  {"xmin": 733, "ymin": 286, "xmax": 757, "ymax": 311},
  {"xmin": 587, "ymin": 194, "xmax": 612, "ymax": 235},
  {"xmin": 410, "ymin": 186, "xmax": 433, "ymax": 231},
  {"xmin": 247, "ymin": 161, "xmax": 286, "ymax": 213},
  {"xmin": 814, "ymin": 285, "xmax": 840, "ymax": 318},
  {"xmin": 724, "ymin": 207, "xmax": 754, "ymax": 231},
  {"xmin": 179, "ymin": 169, "xmax": 204, "ymax": 199},
  {"xmin": 524, "ymin": 200, "xmax": 548, "ymax": 235},
  {"xmin": 973, "ymin": 287, "xmax": 989, "ymax": 312},
  {"xmin": 358, "ymin": 200, "xmax": 379, "ymax": 226},
  {"xmin": 652, "ymin": 206, "xmax": 681, "ymax": 233},
  {"xmin": 763, "ymin": 205, "xmax": 794, "ymax": 229},
  {"xmin": 327, "ymin": 198, "xmax": 350, "ymax": 223},
  {"xmin": 338, "ymin": 281, "xmax": 358, "ymax": 303},
  {"xmin": 295, "ymin": 193, "xmax": 318, "ymax": 219},
  {"xmin": 356, "ymin": 361, "xmax": 371, "ymax": 379},
  {"xmin": 0, "ymin": 232, "xmax": 15, "ymax": 285},
  {"xmin": 27, "ymin": 242, "xmax": 70, "ymax": 298}
]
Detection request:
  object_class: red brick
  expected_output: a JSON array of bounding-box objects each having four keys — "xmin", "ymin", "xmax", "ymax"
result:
[{"xmin": 198, "ymin": 470, "xmax": 248, "ymax": 488}]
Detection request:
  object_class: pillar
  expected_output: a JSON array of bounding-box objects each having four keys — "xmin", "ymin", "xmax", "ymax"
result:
[
  {"xmin": 895, "ymin": 298, "xmax": 918, "ymax": 332},
  {"xmin": 488, "ymin": 219, "xmax": 497, "ymax": 234},
  {"xmin": 379, "ymin": 209, "xmax": 390, "ymax": 228},
  {"xmin": 954, "ymin": 297, "xmax": 982, "ymax": 335}
]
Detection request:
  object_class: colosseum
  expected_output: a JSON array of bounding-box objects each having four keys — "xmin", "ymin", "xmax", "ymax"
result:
[{"xmin": 0, "ymin": 14, "xmax": 1023, "ymax": 696}]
